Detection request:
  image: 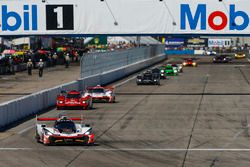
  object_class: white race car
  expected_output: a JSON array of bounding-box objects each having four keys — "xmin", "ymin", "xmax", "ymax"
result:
[
  {"xmin": 35, "ymin": 116, "xmax": 95, "ymax": 145},
  {"xmin": 205, "ymin": 51, "xmax": 217, "ymax": 56},
  {"xmin": 171, "ymin": 64, "xmax": 183, "ymax": 73},
  {"xmin": 84, "ymin": 85, "xmax": 115, "ymax": 103}
]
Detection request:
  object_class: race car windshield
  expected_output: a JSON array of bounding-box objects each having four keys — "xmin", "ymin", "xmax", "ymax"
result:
[
  {"xmin": 66, "ymin": 94, "xmax": 81, "ymax": 99},
  {"xmin": 54, "ymin": 121, "xmax": 76, "ymax": 133},
  {"xmin": 89, "ymin": 89, "xmax": 104, "ymax": 93},
  {"xmin": 166, "ymin": 66, "xmax": 172, "ymax": 69}
]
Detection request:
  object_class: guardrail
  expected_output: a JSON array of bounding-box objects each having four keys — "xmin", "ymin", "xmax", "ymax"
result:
[
  {"xmin": 81, "ymin": 45, "xmax": 164, "ymax": 78},
  {"xmin": 0, "ymin": 45, "xmax": 165, "ymax": 129},
  {"xmin": 0, "ymin": 64, "xmax": 27, "ymax": 74}
]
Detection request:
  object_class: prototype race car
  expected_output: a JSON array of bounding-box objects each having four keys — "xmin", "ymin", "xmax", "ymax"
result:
[
  {"xmin": 84, "ymin": 85, "xmax": 115, "ymax": 103},
  {"xmin": 213, "ymin": 55, "xmax": 232, "ymax": 63},
  {"xmin": 235, "ymin": 52, "xmax": 246, "ymax": 59},
  {"xmin": 151, "ymin": 68, "xmax": 166, "ymax": 79},
  {"xmin": 35, "ymin": 116, "xmax": 95, "ymax": 146},
  {"xmin": 56, "ymin": 90, "xmax": 93, "ymax": 110},
  {"xmin": 171, "ymin": 63, "xmax": 183, "ymax": 73},
  {"xmin": 160, "ymin": 64, "xmax": 178, "ymax": 76},
  {"xmin": 137, "ymin": 70, "xmax": 160, "ymax": 85},
  {"xmin": 205, "ymin": 50, "xmax": 217, "ymax": 56},
  {"xmin": 182, "ymin": 58, "xmax": 198, "ymax": 67}
]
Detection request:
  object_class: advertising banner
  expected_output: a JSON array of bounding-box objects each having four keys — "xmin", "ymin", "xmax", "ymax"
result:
[
  {"xmin": 0, "ymin": 0, "xmax": 250, "ymax": 36},
  {"xmin": 208, "ymin": 39, "xmax": 232, "ymax": 47},
  {"xmin": 186, "ymin": 38, "xmax": 208, "ymax": 47},
  {"xmin": 165, "ymin": 38, "xmax": 185, "ymax": 47}
]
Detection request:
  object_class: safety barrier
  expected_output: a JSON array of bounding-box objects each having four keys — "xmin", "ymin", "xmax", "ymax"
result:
[
  {"xmin": 0, "ymin": 64, "xmax": 27, "ymax": 74},
  {"xmin": 81, "ymin": 45, "xmax": 164, "ymax": 78},
  {"xmin": 0, "ymin": 45, "xmax": 165, "ymax": 129}
]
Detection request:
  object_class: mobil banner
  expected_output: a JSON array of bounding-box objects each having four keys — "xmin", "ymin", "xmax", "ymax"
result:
[{"xmin": 0, "ymin": 0, "xmax": 250, "ymax": 36}]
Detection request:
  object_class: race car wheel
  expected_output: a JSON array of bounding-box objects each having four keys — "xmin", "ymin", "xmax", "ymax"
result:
[
  {"xmin": 57, "ymin": 106, "xmax": 63, "ymax": 110},
  {"xmin": 89, "ymin": 103, "xmax": 94, "ymax": 109},
  {"xmin": 85, "ymin": 104, "xmax": 92, "ymax": 110},
  {"xmin": 82, "ymin": 136, "xmax": 89, "ymax": 145},
  {"xmin": 35, "ymin": 131, "xmax": 41, "ymax": 143}
]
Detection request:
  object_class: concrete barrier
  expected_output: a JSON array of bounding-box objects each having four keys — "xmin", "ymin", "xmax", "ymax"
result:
[{"xmin": 0, "ymin": 47, "xmax": 166, "ymax": 129}]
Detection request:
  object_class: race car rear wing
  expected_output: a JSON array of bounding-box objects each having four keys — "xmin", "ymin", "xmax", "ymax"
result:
[
  {"xmin": 37, "ymin": 118, "xmax": 82, "ymax": 121},
  {"xmin": 86, "ymin": 86, "xmax": 115, "ymax": 91},
  {"xmin": 36, "ymin": 115, "xmax": 87, "ymax": 126}
]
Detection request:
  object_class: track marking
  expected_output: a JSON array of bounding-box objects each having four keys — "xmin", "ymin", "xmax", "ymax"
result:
[
  {"xmin": 17, "ymin": 126, "xmax": 34, "ymax": 135},
  {"xmin": 2, "ymin": 148, "xmax": 250, "ymax": 151},
  {"xmin": 114, "ymin": 76, "xmax": 137, "ymax": 88}
]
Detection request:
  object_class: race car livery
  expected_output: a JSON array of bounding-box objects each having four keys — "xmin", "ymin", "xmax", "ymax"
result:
[
  {"xmin": 137, "ymin": 70, "xmax": 160, "ymax": 85},
  {"xmin": 205, "ymin": 51, "xmax": 217, "ymax": 56},
  {"xmin": 213, "ymin": 55, "xmax": 232, "ymax": 63},
  {"xmin": 171, "ymin": 63, "xmax": 183, "ymax": 73},
  {"xmin": 84, "ymin": 85, "xmax": 115, "ymax": 103},
  {"xmin": 182, "ymin": 58, "xmax": 198, "ymax": 67},
  {"xmin": 35, "ymin": 116, "xmax": 95, "ymax": 146},
  {"xmin": 56, "ymin": 90, "xmax": 93, "ymax": 110},
  {"xmin": 160, "ymin": 64, "xmax": 178, "ymax": 76}
]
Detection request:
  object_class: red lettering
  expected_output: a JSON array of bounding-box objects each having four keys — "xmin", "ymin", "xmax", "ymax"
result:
[{"xmin": 208, "ymin": 11, "xmax": 228, "ymax": 30}]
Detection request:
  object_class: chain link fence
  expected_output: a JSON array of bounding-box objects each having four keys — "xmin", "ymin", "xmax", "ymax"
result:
[{"xmin": 80, "ymin": 45, "xmax": 164, "ymax": 78}]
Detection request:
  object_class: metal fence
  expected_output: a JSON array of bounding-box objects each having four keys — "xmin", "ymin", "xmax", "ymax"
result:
[{"xmin": 80, "ymin": 45, "xmax": 164, "ymax": 78}]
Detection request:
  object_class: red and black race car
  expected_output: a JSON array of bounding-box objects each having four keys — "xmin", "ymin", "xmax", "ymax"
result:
[
  {"xmin": 36, "ymin": 116, "xmax": 95, "ymax": 146},
  {"xmin": 182, "ymin": 58, "xmax": 198, "ymax": 67},
  {"xmin": 84, "ymin": 85, "xmax": 115, "ymax": 103},
  {"xmin": 56, "ymin": 90, "xmax": 93, "ymax": 110}
]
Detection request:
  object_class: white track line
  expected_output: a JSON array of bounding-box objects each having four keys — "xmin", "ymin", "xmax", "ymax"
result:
[
  {"xmin": 17, "ymin": 126, "xmax": 34, "ymax": 135},
  {"xmin": 2, "ymin": 148, "xmax": 250, "ymax": 151},
  {"xmin": 114, "ymin": 76, "xmax": 137, "ymax": 88}
]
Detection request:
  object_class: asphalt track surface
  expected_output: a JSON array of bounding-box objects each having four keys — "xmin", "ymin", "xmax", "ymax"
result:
[{"xmin": 1, "ymin": 57, "xmax": 250, "ymax": 167}]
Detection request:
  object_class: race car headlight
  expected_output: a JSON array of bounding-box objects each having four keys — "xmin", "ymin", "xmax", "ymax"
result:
[
  {"xmin": 192, "ymin": 63, "xmax": 196, "ymax": 65},
  {"xmin": 138, "ymin": 79, "xmax": 141, "ymax": 82},
  {"xmin": 154, "ymin": 79, "xmax": 157, "ymax": 82},
  {"xmin": 161, "ymin": 70, "xmax": 164, "ymax": 73},
  {"xmin": 174, "ymin": 70, "xmax": 177, "ymax": 73},
  {"xmin": 183, "ymin": 63, "xmax": 187, "ymax": 65},
  {"xmin": 213, "ymin": 58, "xmax": 216, "ymax": 61},
  {"xmin": 223, "ymin": 58, "xmax": 226, "ymax": 60},
  {"xmin": 82, "ymin": 101, "xmax": 86, "ymax": 103},
  {"xmin": 57, "ymin": 101, "xmax": 63, "ymax": 104}
]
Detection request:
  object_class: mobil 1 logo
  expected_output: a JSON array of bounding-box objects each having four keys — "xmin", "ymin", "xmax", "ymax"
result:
[{"xmin": 46, "ymin": 5, "xmax": 74, "ymax": 30}]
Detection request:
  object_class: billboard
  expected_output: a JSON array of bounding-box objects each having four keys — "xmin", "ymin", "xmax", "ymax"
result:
[
  {"xmin": 0, "ymin": 0, "xmax": 250, "ymax": 36},
  {"xmin": 208, "ymin": 39, "xmax": 232, "ymax": 47},
  {"xmin": 186, "ymin": 38, "xmax": 208, "ymax": 47},
  {"xmin": 165, "ymin": 38, "xmax": 185, "ymax": 47}
]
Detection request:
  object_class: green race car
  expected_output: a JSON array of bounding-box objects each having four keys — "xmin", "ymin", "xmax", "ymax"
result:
[{"xmin": 160, "ymin": 64, "xmax": 178, "ymax": 77}]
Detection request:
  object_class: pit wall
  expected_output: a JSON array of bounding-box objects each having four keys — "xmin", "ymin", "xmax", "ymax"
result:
[{"xmin": 0, "ymin": 45, "xmax": 166, "ymax": 129}]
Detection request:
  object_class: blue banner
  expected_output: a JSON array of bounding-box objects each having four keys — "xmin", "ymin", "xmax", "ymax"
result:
[{"xmin": 165, "ymin": 38, "xmax": 185, "ymax": 47}]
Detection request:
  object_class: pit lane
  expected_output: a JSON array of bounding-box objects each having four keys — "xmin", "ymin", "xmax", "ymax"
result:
[{"xmin": 1, "ymin": 56, "xmax": 250, "ymax": 167}]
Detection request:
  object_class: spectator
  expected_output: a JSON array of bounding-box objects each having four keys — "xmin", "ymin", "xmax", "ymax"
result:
[
  {"xmin": 38, "ymin": 59, "xmax": 44, "ymax": 77},
  {"xmin": 27, "ymin": 59, "xmax": 33, "ymax": 75},
  {"xmin": 52, "ymin": 52, "xmax": 58, "ymax": 66},
  {"xmin": 47, "ymin": 55, "xmax": 52, "ymax": 68},
  {"xmin": 8, "ymin": 57, "xmax": 15, "ymax": 75},
  {"xmin": 65, "ymin": 53, "xmax": 70, "ymax": 68}
]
